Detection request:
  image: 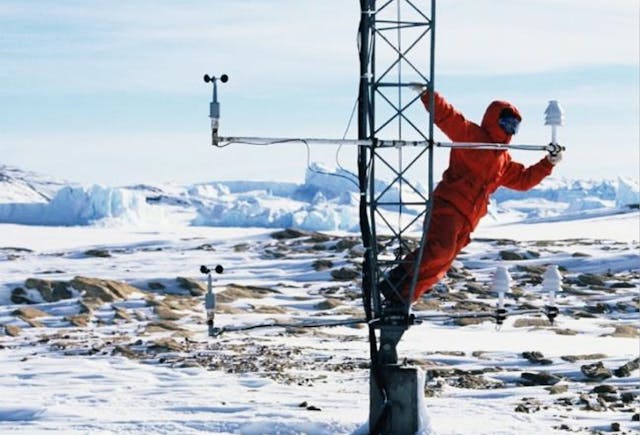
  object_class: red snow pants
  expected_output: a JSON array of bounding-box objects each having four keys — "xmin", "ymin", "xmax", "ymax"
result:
[{"xmin": 404, "ymin": 201, "xmax": 472, "ymax": 301}]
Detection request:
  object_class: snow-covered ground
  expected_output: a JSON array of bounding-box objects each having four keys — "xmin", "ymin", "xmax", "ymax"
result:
[{"xmin": 0, "ymin": 165, "xmax": 638, "ymax": 434}]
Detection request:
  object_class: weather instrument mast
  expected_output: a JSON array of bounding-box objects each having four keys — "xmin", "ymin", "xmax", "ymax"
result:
[{"xmin": 203, "ymin": 1, "xmax": 564, "ymax": 433}]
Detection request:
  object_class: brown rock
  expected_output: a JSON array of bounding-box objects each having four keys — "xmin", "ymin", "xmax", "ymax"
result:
[
  {"xmin": 145, "ymin": 321, "xmax": 186, "ymax": 332},
  {"xmin": 520, "ymin": 371, "xmax": 562, "ymax": 386},
  {"xmin": 311, "ymin": 259, "xmax": 333, "ymax": 271},
  {"xmin": 148, "ymin": 337, "xmax": 184, "ymax": 353},
  {"xmin": 113, "ymin": 345, "xmax": 138, "ymax": 359},
  {"xmin": 12, "ymin": 307, "xmax": 48, "ymax": 319},
  {"xmin": 614, "ymin": 358, "xmax": 640, "ymax": 378},
  {"xmin": 24, "ymin": 278, "xmax": 73, "ymax": 302},
  {"xmin": 607, "ymin": 325, "xmax": 639, "ymax": 338},
  {"xmin": 84, "ymin": 249, "xmax": 111, "ymax": 258},
  {"xmin": 70, "ymin": 276, "xmax": 140, "ymax": 302},
  {"xmin": 217, "ymin": 284, "xmax": 279, "ymax": 303},
  {"xmin": 4, "ymin": 325, "xmax": 21, "ymax": 337},
  {"xmin": 147, "ymin": 281, "xmax": 166, "ymax": 290},
  {"xmin": 561, "ymin": 353, "xmax": 608, "ymax": 363},
  {"xmin": 66, "ymin": 314, "xmax": 90, "ymax": 327},
  {"xmin": 335, "ymin": 239, "xmax": 359, "ymax": 251},
  {"xmin": 155, "ymin": 306, "xmax": 183, "ymax": 321},
  {"xmin": 513, "ymin": 318, "xmax": 551, "ymax": 328},
  {"xmin": 547, "ymin": 384, "xmax": 569, "ymax": 394},
  {"xmin": 315, "ymin": 298, "xmax": 343, "ymax": 310},
  {"xmin": 330, "ymin": 267, "xmax": 360, "ymax": 281},
  {"xmin": 577, "ymin": 273, "xmax": 606, "ymax": 286},
  {"xmin": 499, "ymin": 250, "xmax": 524, "ymax": 261},
  {"xmin": 271, "ymin": 228, "xmax": 308, "ymax": 239},
  {"xmin": 10, "ymin": 287, "xmax": 33, "ymax": 304},
  {"xmin": 176, "ymin": 277, "xmax": 206, "ymax": 296},
  {"xmin": 581, "ymin": 362, "xmax": 613, "ymax": 380}
]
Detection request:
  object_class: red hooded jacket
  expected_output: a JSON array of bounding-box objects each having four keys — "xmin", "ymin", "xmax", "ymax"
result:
[{"xmin": 422, "ymin": 91, "xmax": 554, "ymax": 228}]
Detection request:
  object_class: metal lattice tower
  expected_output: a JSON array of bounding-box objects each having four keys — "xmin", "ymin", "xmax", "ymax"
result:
[
  {"xmin": 357, "ymin": 1, "xmax": 436, "ymax": 433},
  {"xmin": 358, "ymin": 0, "xmax": 435, "ymax": 315}
]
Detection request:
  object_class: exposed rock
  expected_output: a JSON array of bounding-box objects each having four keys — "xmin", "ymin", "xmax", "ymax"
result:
[
  {"xmin": 315, "ymin": 298, "xmax": 343, "ymax": 310},
  {"xmin": 516, "ymin": 265, "xmax": 546, "ymax": 275},
  {"xmin": 610, "ymin": 422, "xmax": 620, "ymax": 432},
  {"xmin": 312, "ymin": 259, "xmax": 333, "ymax": 271},
  {"xmin": 606, "ymin": 325, "xmax": 639, "ymax": 338},
  {"xmin": 271, "ymin": 228, "xmax": 308, "ymax": 239},
  {"xmin": 520, "ymin": 371, "xmax": 562, "ymax": 386},
  {"xmin": 158, "ymin": 295, "xmax": 199, "ymax": 311},
  {"xmin": 577, "ymin": 273, "xmax": 606, "ymax": 287},
  {"xmin": 70, "ymin": 276, "xmax": 140, "ymax": 303},
  {"xmin": 113, "ymin": 345, "xmax": 139, "ymax": 359},
  {"xmin": 581, "ymin": 362, "xmax": 613, "ymax": 380},
  {"xmin": 79, "ymin": 297, "xmax": 103, "ymax": 314},
  {"xmin": 591, "ymin": 384, "xmax": 617, "ymax": 395},
  {"xmin": 499, "ymin": 250, "xmax": 524, "ymax": 261},
  {"xmin": 195, "ymin": 243, "xmax": 216, "ymax": 251},
  {"xmin": 155, "ymin": 306, "xmax": 183, "ymax": 321},
  {"xmin": 513, "ymin": 318, "xmax": 551, "ymax": 328},
  {"xmin": 145, "ymin": 321, "xmax": 186, "ymax": 333},
  {"xmin": 148, "ymin": 337, "xmax": 185, "ymax": 353},
  {"xmin": 4, "ymin": 325, "xmax": 21, "ymax": 337},
  {"xmin": 451, "ymin": 300, "xmax": 492, "ymax": 313},
  {"xmin": 25, "ymin": 278, "xmax": 73, "ymax": 302},
  {"xmin": 412, "ymin": 298, "xmax": 441, "ymax": 311},
  {"xmin": 233, "ymin": 243, "xmax": 250, "ymax": 252},
  {"xmin": 613, "ymin": 358, "xmax": 640, "ymax": 378},
  {"xmin": 147, "ymin": 281, "xmax": 166, "ymax": 290},
  {"xmin": 522, "ymin": 351, "xmax": 553, "ymax": 365},
  {"xmin": 547, "ymin": 384, "xmax": 569, "ymax": 395},
  {"xmin": 113, "ymin": 307, "xmax": 132, "ymax": 321},
  {"xmin": 553, "ymin": 328, "xmax": 578, "ymax": 336},
  {"xmin": 561, "ymin": 353, "xmax": 608, "ymax": 363},
  {"xmin": 66, "ymin": 314, "xmax": 90, "ymax": 327},
  {"xmin": 176, "ymin": 277, "xmax": 206, "ymax": 296},
  {"xmin": 12, "ymin": 307, "xmax": 48, "ymax": 319},
  {"xmin": 514, "ymin": 398, "xmax": 542, "ymax": 413},
  {"xmin": 84, "ymin": 249, "xmax": 111, "ymax": 258},
  {"xmin": 463, "ymin": 282, "xmax": 486, "ymax": 294},
  {"xmin": 251, "ymin": 305, "xmax": 288, "ymax": 314},
  {"xmin": 330, "ymin": 267, "xmax": 360, "ymax": 281},
  {"xmin": 451, "ymin": 374, "xmax": 503, "ymax": 389},
  {"xmin": 453, "ymin": 317, "xmax": 488, "ymax": 327},
  {"xmin": 610, "ymin": 281, "xmax": 636, "ymax": 288},
  {"xmin": 217, "ymin": 284, "xmax": 280, "ymax": 303},
  {"xmin": 621, "ymin": 392, "xmax": 636, "ymax": 404},
  {"xmin": 10, "ymin": 287, "xmax": 34, "ymax": 304},
  {"xmin": 20, "ymin": 318, "xmax": 43, "ymax": 328},
  {"xmin": 335, "ymin": 239, "xmax": 359, "ymax": 251}
]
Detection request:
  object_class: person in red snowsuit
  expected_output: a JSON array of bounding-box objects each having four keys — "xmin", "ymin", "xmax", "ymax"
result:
[{"xmin": 381, "ymin": 90, "xmax": 562, "ymax": 303}]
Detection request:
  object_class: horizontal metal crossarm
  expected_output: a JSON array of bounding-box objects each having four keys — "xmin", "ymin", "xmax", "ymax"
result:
[
  {"xmin": 214, "ymin": 136, "xmax": 564, "ymax": 153},
  {"xmin": 437, "ymin": 142, "xmax": 566, "ymax": 152},
  {"xmin": 208, "ymin": 307, "xmax": 553, "ymax": 337}
]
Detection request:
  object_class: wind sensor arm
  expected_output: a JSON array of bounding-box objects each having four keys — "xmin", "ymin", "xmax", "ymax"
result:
[{"xmin": 203, "ymin": 76, "xmax": 565, "ymax": 153}]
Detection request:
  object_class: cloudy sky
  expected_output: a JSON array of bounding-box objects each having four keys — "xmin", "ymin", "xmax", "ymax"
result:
[{"xmin": 1, "ymin": 0, "xmax": 638, "ymax": 185}]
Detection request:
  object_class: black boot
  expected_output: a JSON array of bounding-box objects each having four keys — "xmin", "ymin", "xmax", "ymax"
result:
[{"xmin": 378, "ymin": 266, "xmax": 410, "ymax": 304}]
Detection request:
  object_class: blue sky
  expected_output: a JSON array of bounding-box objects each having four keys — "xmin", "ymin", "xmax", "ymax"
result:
[{"xmin": 1, "ymin": 0, "xmax": 638, "ymax": 185}]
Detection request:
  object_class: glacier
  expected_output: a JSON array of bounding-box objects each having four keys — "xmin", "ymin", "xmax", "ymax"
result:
[{"xmin": 0, "ymin": 163, "xmax": 637, "ymax": 231}]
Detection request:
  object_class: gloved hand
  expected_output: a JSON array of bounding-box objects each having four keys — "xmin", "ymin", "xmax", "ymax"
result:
[
  {"xmin": 408, "ymin": 82, "xmax": 427, "ymax": 95},
  {"xmin": 547, "ymin": 150, "xmax": 563, "ymax": 165}
]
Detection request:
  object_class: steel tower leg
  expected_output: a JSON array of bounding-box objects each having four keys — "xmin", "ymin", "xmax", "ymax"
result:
[{"xmin": 358, "ymin": 1, "xmax": 436, "ymax": 433}]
